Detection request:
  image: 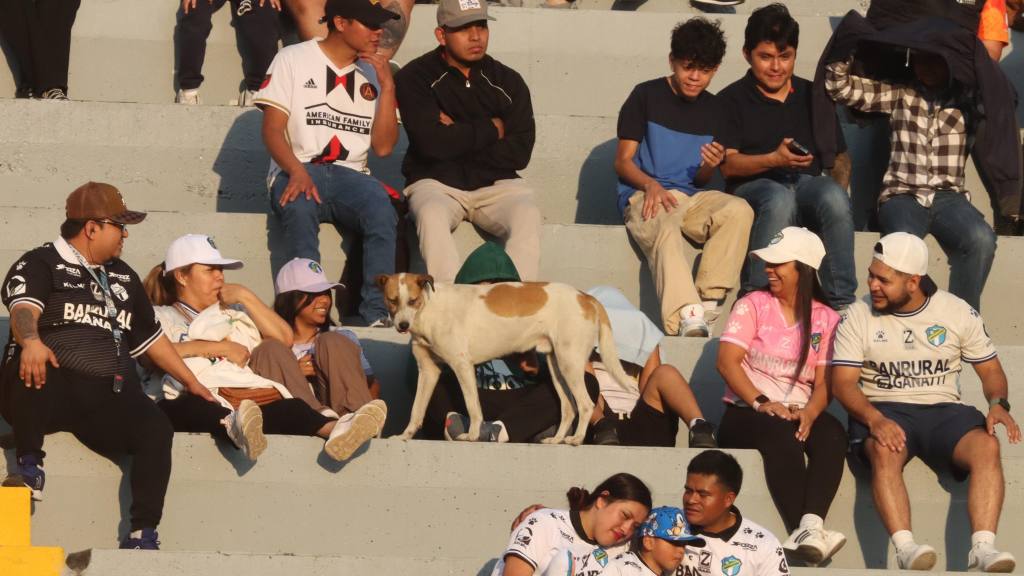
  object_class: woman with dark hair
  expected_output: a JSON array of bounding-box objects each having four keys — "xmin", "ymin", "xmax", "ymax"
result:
[
  {"xmin": 716, "ymin": 226, "xmax": 847, "ymax": 565},
  {"xmin": 272, "ymin": 257, "xmax": 385, "ymax": 421},
  {"xmin": 493, "ymin": 472, "xmax": 652, "ymax": 576}
]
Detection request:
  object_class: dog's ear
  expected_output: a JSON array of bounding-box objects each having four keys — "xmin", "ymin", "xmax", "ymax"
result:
[
  {"xmin": 417, "ymin": 274, "xmax": 434, "ymax": 292},
  {"xmin": 375, "ymin": 274, "xmax": 390, "ymax": 290}
]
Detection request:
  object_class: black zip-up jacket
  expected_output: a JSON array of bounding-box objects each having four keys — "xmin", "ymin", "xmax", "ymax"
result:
[
  {"xmin": 395, "ymin": 47, "xmax": 535, "ymax": 191},
  {"xmin": 813, "ymin": 10, "xmax": 1022, "ymax": 218}
]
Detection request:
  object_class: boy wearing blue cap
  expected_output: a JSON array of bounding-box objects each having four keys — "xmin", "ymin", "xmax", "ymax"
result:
[{"xmin": 609, "ymin": 506, "xmax": 706, "ymax": 576}]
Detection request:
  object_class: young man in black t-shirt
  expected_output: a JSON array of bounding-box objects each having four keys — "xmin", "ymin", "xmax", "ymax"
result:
[
  {"xmin": 717, "ymin": 4, "xmax": 857, "ymax": 311},
  {"xmin": 615, "ymin": 18, "xmax": 753, "ymax": 337},
  {"xmin": 1, "ymin": 183, "xmax": 215, "ymax": 550}
]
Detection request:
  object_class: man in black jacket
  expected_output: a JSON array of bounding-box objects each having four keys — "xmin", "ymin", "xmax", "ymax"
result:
[{"xmin": 394, "ymin": 0, "xmax": 540, "ymax": 283}]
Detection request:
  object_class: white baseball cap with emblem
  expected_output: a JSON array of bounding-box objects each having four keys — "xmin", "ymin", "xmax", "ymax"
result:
[
  {"xmin": 163, "ymin": 234, "xmax": 244, "ymax": 275},
  {"xmin": 872, "ymin": 232, "xmax": 929, "ymax": 276},
  {"xmin": 750, "ymin": 226, "xmax": 826, "ymax": 270},
  {"xmin": 275, "ymin": 258, "xmax": 344, "ymax": 294}
]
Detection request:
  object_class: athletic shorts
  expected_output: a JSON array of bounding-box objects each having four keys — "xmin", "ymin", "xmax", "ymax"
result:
[
  {"xmin": 849, "ymin": 401, "xmax": 985, "ymax": 481},
  {"xmin": 617, "ymin": 398, "xmax": 679, "ymax": 447}
]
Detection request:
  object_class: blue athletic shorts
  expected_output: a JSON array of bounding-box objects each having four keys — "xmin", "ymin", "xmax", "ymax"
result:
[{"xmin": 849, "ymin": 401, "xmax": 985, "ymax": 481}]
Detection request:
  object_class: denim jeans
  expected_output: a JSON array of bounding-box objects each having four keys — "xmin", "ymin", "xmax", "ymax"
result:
[
  {"xmin": 270, "ymin": 163, "xmax": 397, "ymax": 324},
  {"xmin": 733, "ymin": 175, "xmax": 857, "ymax": 309},
  {"xmin": 877, "ymin": 191, "xmax": 996, "ymax": 310}
]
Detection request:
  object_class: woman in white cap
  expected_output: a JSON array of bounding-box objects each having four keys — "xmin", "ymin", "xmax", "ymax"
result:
[
  {"xmin": 142, "ymin": 234, "xmax": 383, "ymax": 462},
  {"xmin": 272, "ymin": 257, "xmax": 386, "ymax": 425},
  {"xmin": 715, "ymin": 226, "xmax": 847, "ymax": 565}
]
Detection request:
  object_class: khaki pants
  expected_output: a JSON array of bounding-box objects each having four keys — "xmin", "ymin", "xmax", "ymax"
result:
[
  {"xmin": 624, "ymin": 189, "xmax": 753, "ymax": 335},
  {"xmin": 406, "ymin": 178, "xmax": 542, "ymax": 283}
]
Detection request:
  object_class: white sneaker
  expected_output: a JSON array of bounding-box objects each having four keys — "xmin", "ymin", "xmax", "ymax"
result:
[
  {"xmin": 356, "ymin": 399, "xmax": 388, "ymax": 437},
  {"xmin": 323, "ymin": 413, "xmax": 377, "ymax": 461},
  {"xmin": 225, "ymin": 399, "xmax": 267, "ymax": 461},
  {"xmin": 783, "ymin": 527, "xmax": 844, "ymax": 565},
  {"xmin": 897, "ymin": 542, "xmax": 937, "ymax": 571},
  {"xmin": 969, "ymin": 546, "xmax": 1016, "ymax": 573},
  {"xmin": 175, "ymin": 89, "xmax": 201, "ymax": 105},
  {"xmin": 239, "ymin": 89, "xmax": 256, "ymax": 107},
  {"xmin": 681, "ymin": 316, "xmax": 710, "ymax": 337}
]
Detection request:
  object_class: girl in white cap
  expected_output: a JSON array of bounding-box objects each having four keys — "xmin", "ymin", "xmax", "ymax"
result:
[
  {"xmin": 272, "ymin": 257, "xmax": 387, "ymax": 427},
  {"xmin": 715, "ymin": 226, "xmax": 847, "ymax": 565},
  {"xmin": 142, "ymin": 234, "xmax": 383, "ymax": 462}
]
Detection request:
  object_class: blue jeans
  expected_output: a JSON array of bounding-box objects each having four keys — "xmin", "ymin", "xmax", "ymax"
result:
[
  {"xmin": 733, "ymin": 175, "xmax": 857, "ymax": 308},
  {"xmin": 270, "ymin": 163, "xmax": 396, "ymax": 323},
  {"xmin": 877, "ymin": 192, "xmax": 996, "ymax": 310}
]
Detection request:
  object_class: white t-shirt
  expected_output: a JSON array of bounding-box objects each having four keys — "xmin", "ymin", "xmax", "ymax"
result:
[
  {"xmin": 831, "ymin": 291, "xmax": 996, "ymax": 405},
  {"xmin": 676, "ymin": 512, "xmax": 789, "ymax": 576},
  {"xmin": 606, "ymin": 551, "xmax": 658, "ymax": 576},
  {"xmin": 493, "ymin": 508, "xmax": 615, "ymax": 576},
  {"xmin": 254, "ymin": 40, "xmax": 381, "ymax": 184}
]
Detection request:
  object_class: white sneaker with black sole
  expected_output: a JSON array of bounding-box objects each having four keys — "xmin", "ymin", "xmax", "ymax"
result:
[
  {"xmin": 225, "ymin": 399, "xmax": 267, "ymax": 462},
  {"xmin": 897, "ymin": 542, "xmax": 938, "ymax": 571},
  {"xmin": 784, "ymin": 527, "xmax": 846, "ymax": 565}
]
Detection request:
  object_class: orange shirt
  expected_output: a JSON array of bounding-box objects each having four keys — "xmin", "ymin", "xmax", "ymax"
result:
[{"xmin": 979, "ymin": 0, "xmax": 1010, "ymax": 44}]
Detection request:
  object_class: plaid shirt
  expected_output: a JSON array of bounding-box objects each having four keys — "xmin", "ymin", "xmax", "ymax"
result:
[{"xmin": 825, "ymin": 60, "xmax": 977, "ymax": 207}]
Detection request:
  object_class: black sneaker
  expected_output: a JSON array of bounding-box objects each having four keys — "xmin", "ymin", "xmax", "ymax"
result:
[
  {"xmin": 2, "ymin": 454, "xmax": 45, "ymax": 501},
  {"xmin": 120, "ymin": 528, "xmax": 160, "ymax": 550},
  {"xmin": 688, "ymin": 419, "xmax": 718, "ymax": 448},
  {"xmin": 590, "ymin": 418, "xmax": 620, "ymax": 446}
]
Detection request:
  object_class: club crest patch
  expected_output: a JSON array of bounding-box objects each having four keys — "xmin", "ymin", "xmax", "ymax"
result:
[
  {"xmin": 810, "ymin": 332, "xmax": 822, "ymax": 352},
  {"xmin": 722, "ymin": 555, "xmax": 742, "ymax": 576},
  {"xmin": 925, "ymin": 325, "xmax": 947, "ymax": 346},
  {"xmin": 593, "ymin": 548, "xmax": 609, "ymax": 567},
  {"xmin": 360, "ymin": 83, "xmax": 378, "ymax": 101},
  {"xmin": 308, "ymin": 261, "xmax": 324, "ymax": 274}
]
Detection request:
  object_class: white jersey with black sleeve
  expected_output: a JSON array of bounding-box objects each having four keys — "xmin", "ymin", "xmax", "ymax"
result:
[
  {"xmin": 677, "ymin": 509, "xmax": 790, "ymax": 576},
  {"xmin": 493, "ymin": 508, "xmax": 615, "ymax": 576}
]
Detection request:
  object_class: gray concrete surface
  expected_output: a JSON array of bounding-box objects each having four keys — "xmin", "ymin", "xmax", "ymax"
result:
[
  {"xmin": 4, "ymin": 434, "xmax": 1021, "ymax": 572},
  {"xmin": 532, "ymin": 0, "xmax": 868, "ymax": 15}
]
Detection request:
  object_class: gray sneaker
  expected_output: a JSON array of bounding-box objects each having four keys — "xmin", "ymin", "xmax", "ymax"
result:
[{"xmin": 444, "ymin": 412, "xmax": 507, "ymax": 442}]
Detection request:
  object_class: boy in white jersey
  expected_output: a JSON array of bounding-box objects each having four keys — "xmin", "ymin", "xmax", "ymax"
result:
[
  {"xmin": 832, "ymin": 233, "xmax": 1021, "ymax": 572},
  {"xmin": 256, "ymin": 0, "xmax": 400, "ymax": 327}
]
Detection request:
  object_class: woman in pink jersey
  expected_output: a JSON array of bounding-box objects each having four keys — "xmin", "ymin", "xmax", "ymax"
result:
[{"xmin": 715, "ymin": 226, "xmax": 847, "ymax": 566}]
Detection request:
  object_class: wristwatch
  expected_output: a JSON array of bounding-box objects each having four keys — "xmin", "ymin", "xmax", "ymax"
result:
[
  {"xmin": 752, "ymin": 394, "xmax": 770, "ymax": 411},
  {"xmin": 989, "ymin": 398, "xmax": 1011, "ymax": 412}
]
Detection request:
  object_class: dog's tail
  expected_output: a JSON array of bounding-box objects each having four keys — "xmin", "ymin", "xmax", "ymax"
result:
[{"xmin": 588, "ymin": 295, "xmax": 639, "ymax": 394}]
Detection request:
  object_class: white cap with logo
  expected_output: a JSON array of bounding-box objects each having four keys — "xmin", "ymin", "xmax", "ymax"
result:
[
  {"xmin": 750, "ymin": 226, "xmax": 826, "ymax": 270},
  {"xmin": 275, "ymin": 258, "xmax": 344, "ymax": 294},
  {"xmin": 163, "ymin": 234, "xmax": 244, "ymax": 275},
  {"xmin": 872, "ymin": 232, "xmax": 929, "ymax": 276}
]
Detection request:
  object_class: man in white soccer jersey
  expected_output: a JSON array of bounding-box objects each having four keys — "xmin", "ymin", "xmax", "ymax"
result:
[
  {"xmin": 832, "ymin": 232, "xmax": 1021, "ymax": 573},
  {"xmin": 256, "ymin": 0, "xmax": 400, "ymax": 327}
]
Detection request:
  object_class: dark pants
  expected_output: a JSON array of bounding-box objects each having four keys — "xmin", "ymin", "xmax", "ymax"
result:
[
  {"xmin": 159, "ymin": 393, "xmax": 331, "ymax": 438},
  {"xmin": 718, "ymin": 404, "xmax": 847, "ymax": 532},
  {"xmin": 877, "ymin": 191, "xmax": 997, "ymax": 311},
  {"xmin": 175, "ymin": 0, "xmax": 281, "ymax": 91},
  {"xmin": 0, "ymin": 0, "xmax": 81, "ymax": 95},
  {"xmin": 1, "ymin": 359, "xmax": 172, "ymax": 531}
]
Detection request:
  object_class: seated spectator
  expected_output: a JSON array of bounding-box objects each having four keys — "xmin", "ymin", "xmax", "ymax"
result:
[
  {"xmin": 0, "ymin": 183, "xmax": 199, "ymax": 550},
  {"xmin": 824, "ymin": 22, "xmax": 1016, "ymax": 310},
  {"xmin": 584, "ymin": 286, "xmax": 717, "ymax": 449},
  {"xmin": 494, "ymin": 473, "xmax": 653, "ymax": 576},
  {"xmin": 395, "ymin": 0, "xmax": 541, "ymax": 284},
  {"xmin": 614, "ymin": 17, "xmax": 753, "ymax": 337},
  {"xmin": 718, "ymin": 3, "xmax": 856, "ymax": 311},
  {"xmin": 283, "ymin": 0, "xmax": 413, "ymax": 61},
  {"xmin": 143, "ymin": 234, "xmax": 384, "ymax": 462},
  {"xmin": 272, "ymin": 256, "xmax": 387, "ymax": 416},
  {"xmin": 0, "ymin": 1, "xmax": 79, "ymax": 99},
  {"xmin": 606, "ymin": 506, "xmax": 705, "ymax": 576},
  {"xmin": 832, "ymin": 233, "xmax": 1021, "ymax": 572},
  {"xmin": 255, "ymin": 0, "xmax": 400, "ymax": 327},
  {"xmin": 715, "ymin": 227, "xmax": 846, "ymax": 565},
  {"xmin": 175, "ymin": 0, "xmax": 282, "ymax": 106}
]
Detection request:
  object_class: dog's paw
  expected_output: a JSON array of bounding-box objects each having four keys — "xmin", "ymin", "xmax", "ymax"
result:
[
  {"xmin": 394, "ymin": 430, "xmax": 415, "ymax": 441},
  {"xmin": 563, "ymin": 436, "xmax": 584, "ymax": 446},
  {"xmin": 540, "ymin": 437, "xmax": 564, "ymax": 445},
  {"xmin": 455, "ymin": 432, "xmax": 474, "ymax": 441}
]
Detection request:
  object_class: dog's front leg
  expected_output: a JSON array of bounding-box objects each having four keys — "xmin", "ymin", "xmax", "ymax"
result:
[
  {"xmin": 397, "ymin": 342, "xmax": 442, "ymax": 440},
  {"xmin": 451, "ymin": 360, "xmax": 484, "ymax": 441}
]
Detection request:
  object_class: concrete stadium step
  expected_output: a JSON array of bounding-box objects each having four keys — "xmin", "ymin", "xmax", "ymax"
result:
[
  {"xmin": 1, "ymin": 208, "xmax": 1022, "ymax": 343},
  {"xmin": 4, "ymin": 434, "xmax": 1022, "ymax": 572}
]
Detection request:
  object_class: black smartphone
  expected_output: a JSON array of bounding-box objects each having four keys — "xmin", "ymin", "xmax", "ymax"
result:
[{"xmin": 787, "ymin": 140, "xmax": 811, "ymax": 156}]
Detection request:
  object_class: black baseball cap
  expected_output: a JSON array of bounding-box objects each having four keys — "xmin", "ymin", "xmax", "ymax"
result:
[{"xmin": 321, "ymin": 0, "xmax": 400, "ymax": 27}]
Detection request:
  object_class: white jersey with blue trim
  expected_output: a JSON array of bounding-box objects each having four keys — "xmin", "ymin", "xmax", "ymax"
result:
[
  {"xmin": 493, "ymin": 508, "xmax": 615, "ymax": 576},
  {"xmin": 831, "ymin": 291, "xmax": 997, "ymax": 405},
  {"xmin": 676, "ymin": 510, "xmax": 789, "ymax": 576}
]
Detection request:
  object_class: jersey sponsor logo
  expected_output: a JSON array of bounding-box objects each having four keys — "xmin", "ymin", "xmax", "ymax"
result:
[
  {"xmin": 866, "ymin": 358, "xmax": 950, "ymax": 389},
  {"xmin": 513, "ymin": 526, "xmax": 532, "ymax": 547},
  {"xmin": 558, "ymin": 529, "xmax": 575, "ymax": 544},
  {"xmin": 260, "ymin": 74, "xmax": 272, "ymax": 90},
  {"xmin": 732, "ymin": 541, "xmax": 758, "ymax": 552},
  {"xmin": 63, "ymin": 302, "xmax": 133, "ymax": 331},
  {"xmin": 108, "ymin": 272, "xmax": 131, "ymax": 281},
  {"xmin": 304, "ymin": 78, "xmax": 318, "ymax": 89},
  {"xmin": 55, "ymin": 263, "xmax": 82, "ymax": 277},
  {"xmin": 305, "ymin": 104, "xmax": 372, "ymax": 134},
  {"xmin": 679, "ymin": 565, "xmax": 705, "ymax": 576},
  {"xmin": 925, "ymin": 325, "xmax": 947, "ymax": 346},
  {"xmin": 873, "ymin": 329, "xmax": 888, "ymax": 343},
  {"xmin": 360, "ymin": 82, "xmax": 378, "ymax": 101},
  {"xmin": 5, "ymin": 275, "xmax": 26, "ymax": 297},
  {"xmin": 722, "ymin": 555, "xmax": 742, "ymax": 576},
  {"xmin": 62, "ymin": 282, "xmax": 85, "ymax": 289}
]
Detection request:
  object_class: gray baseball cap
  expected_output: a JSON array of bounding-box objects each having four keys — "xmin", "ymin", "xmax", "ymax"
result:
[{"xmin": 437, "ymin": 0, "xmax": 495, "ymax": 28}]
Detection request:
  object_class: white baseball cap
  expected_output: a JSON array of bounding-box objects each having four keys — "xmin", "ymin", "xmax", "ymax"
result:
[
  {"xmin": 750, "ymin": 226, "xmax": 826, "ymax": 270},
  {"xmin": 275, "ymin": 258, "xmax": 344, "ymax": 294},
  {"xmin": 873, "ymin": 232, "xmax": 929, "ymax": 276},
  {"xmin": 163, "ymin": 234, "xmax": 244, "ymax": 275}
]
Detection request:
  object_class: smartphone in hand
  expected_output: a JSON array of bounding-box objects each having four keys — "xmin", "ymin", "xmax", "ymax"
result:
[{"xmin": 787, "ymin": 140, "xmax": 811, "ymax": 156}]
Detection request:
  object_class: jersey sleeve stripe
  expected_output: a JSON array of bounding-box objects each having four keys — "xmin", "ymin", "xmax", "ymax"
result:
[
  {"xmin": 963, "ymin": 352, "xmax": 997, "ymax": 364},
  {"xmin": 254, "ymin": 98, "xmax": 290, "ymax": 116},
  {"xmin": 719, "ymin": 336, "xmax": 750, "ymax": 350},
  {"xmin": 130, "ymin": 327, "xmax": 163, "ymax": 358},
  {"xmin": 504, "ymin": 551, "xmax": 538, "ymax": 570},
  {"xmin": 830, "ymin": 359, "xmax": 863, "ymax": 367},
  {"xmin": 8, "ymin": 297, "xmax": 45, "ymax": 312}
]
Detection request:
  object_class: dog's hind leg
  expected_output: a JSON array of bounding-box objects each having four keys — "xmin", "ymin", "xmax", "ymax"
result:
[
  {"xmin": 558, "ymin": 352, "xmax": 594, "ymax": 447},
  {"xmin": 451, "ymin": 360, "xmax": 485, "ymax": 441},
  {"xmin": 398, "ymin": 342, "xmax": 442, "ymax": 440},
  {"xmin": 541, "ymin": 353, "xmax": 574, "ymax": 445}
]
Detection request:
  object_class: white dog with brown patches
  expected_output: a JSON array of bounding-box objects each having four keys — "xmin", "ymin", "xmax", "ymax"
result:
[{"xmin": 376, "ymin": 273, "xmax": 638, "ymax": 445}]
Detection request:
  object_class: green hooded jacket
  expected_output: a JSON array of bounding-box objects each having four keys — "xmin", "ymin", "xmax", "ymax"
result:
[{"xmin": 453, "ymin": 241, "xmax": 521, "ymax": 285}]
